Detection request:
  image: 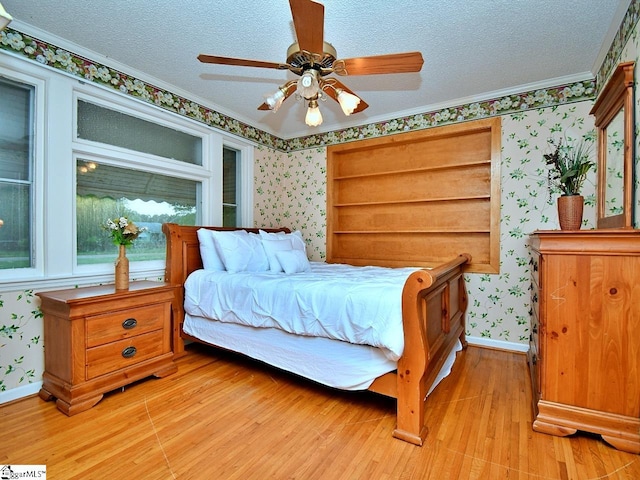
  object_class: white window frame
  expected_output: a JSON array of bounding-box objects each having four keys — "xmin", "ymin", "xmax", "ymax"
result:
[
  {"xmin": 0, "ymin": 53, "xmax": 254, "ymax": 292},
  {"xmin": 222, "ymin": 138, "xmax": 254, "ymax": 227},
  {"xmin": 0, "ymin": 58, "xmax": 46, "ymax": 284},
  {"xmin": 72, "ymin": 87, "xmax": 213, "ymax": 279}
]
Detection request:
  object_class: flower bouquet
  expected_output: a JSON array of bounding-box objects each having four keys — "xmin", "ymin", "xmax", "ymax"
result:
[{"xmin": 104, "ymin": 216, "xmax": 146, "ymax": 247}]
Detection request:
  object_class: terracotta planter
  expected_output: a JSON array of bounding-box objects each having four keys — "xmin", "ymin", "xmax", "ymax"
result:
[
  {"xmin": 115, "ymin": 245, "xmax": 130, "ymax": 290},
  {"xmin": 557, "ymin": 195, "xmax": 584, "ymax": 231}
]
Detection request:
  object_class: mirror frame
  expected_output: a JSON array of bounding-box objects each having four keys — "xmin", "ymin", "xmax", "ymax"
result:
[{"xmin": 590, "ymin": 61, "xmax": 635, "ymax": 229}]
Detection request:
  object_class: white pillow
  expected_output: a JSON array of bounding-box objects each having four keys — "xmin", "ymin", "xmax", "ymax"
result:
[
  {"xmin": 261, "ymin": 236, "xmax": 294, "ymax": 272},
  {"xmin": 275, "ymin": 249, "xmax": 311, "ymax": 274},
  {"xmin": 288, "ymin": 230, "xmax": 306, "ymax": 253},
  {"xmin": 197, "ymin": 228, "xmax": 225, "ymax": 271},
  {"xmin": 210, "ymin": 230, "xmax": 269, "ymax": 273},
  {"xmin": 259, "ymin": 229, "xmax": 306, "ymax": 253}
]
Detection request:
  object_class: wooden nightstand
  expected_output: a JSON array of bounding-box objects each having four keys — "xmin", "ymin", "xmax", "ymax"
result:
[{"xmin": 37, "ymin": 281, "xmax": 178, "ymax": 415}]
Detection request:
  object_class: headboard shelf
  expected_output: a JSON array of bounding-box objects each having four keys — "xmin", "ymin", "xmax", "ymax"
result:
[
  {"xmin": 331, "ymin": 229, "xmax": 491, "ymax": 234},
  {"xmin": 331, "ymin": 158, "xmax": 492, "ymax": 181},
  {"xmin": 332, "ymin": 195, "xmax": 491, "ymax": 207},
  {"xmin": 327, "ymin": 117, "xmax": 501, "ymax": 274}
]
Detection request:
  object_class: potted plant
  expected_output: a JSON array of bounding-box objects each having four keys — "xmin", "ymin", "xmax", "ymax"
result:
[{"xmin": 544, "ymin": 137, "xmax": 595, "ymax": 230}]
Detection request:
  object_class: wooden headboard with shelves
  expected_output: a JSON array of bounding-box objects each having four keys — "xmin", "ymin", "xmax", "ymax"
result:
[{"xmin": 326, "ymin": 117, "xmax": 501, "ymax": 274}]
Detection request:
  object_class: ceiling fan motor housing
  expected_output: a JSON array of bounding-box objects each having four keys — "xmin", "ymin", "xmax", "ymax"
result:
[{"xmin": 286, "ymin": 41, "xmax": 337, "ymax": 74}]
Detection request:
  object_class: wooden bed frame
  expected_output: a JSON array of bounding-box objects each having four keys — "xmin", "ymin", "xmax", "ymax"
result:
[{"xmin": 162, "ymin": 223, "xmax": 470, "ymax": 446}]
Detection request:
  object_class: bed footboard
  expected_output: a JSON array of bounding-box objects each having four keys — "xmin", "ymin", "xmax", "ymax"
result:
[{"xmin": 392, "ymin": 254, "xmax": 470, "ymax": 445}]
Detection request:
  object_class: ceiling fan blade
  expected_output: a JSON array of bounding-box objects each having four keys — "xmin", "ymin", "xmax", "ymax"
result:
[
  {"xmin": 323, "ymin": 79, "xmax": 369, "ymax": 114},
  {"xmin": 289, "ymin": 0, "xmax": 324, "ymax": 54},
  {"xmin": 198, "ymin": 54, "xmax": 289, "ymax": 70},
  {"xmin": 333, "ymin": 52, "xmax": 424, "ymax": 76}
]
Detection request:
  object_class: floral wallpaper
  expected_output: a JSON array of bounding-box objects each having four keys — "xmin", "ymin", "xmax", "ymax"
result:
[
  {"xmin": 254, "ymin": 146, "xmax": 328, "ymax": 261},
  {"xmin": 252, "ymin": 101, "xmax": 597, "ymax": 346},
  {"xmin": 0, "ymin": 29, "xmax": 283, "ymax": 150},
  {"xmin": 619, "ymin": 16, "xmax": 640, "ymax": 227},
  {"xmin": 1, "ymin": 1, "xmax": 639, "ymax": 400},
  {"xmin": 596, "ymin": 0, "xmax": 640, "ymax": 90},
  {"xmin": 0, "ymin": 27, "xmax": 595, "ymax": 153},
  {"xmin": 469, "ymin": 103, "xmax": 595, "ymax": 342},
  {"xmin": 597, "ymin": 0, "xmax": 640, "ymax": 226},
  {"xmin": 284, "ymin": 82, "xmax": 595, "ymax": 151},
  {"xmin": 0, "ymin": 291, "xmax": 43, "ymax": 394}
]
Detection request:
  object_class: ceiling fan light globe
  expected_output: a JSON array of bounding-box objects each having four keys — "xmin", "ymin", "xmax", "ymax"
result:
[
  {"xmin": 0, "ymin": 2, "xmax": 13, "ymax": 30},
  {"xmin": 337, "ymin": 90, "xmax": 361, "ymax": 115},
  {"xmin": 305, "ymin": 104, "xmax": 323, "ymax": 127},
  {"xmin": 297, "ymin": 70, "xmax": 320, "ymax": 99},
  {"xmin": 265, "ymin": 88, "xmax": 286, "ymax": 112}
]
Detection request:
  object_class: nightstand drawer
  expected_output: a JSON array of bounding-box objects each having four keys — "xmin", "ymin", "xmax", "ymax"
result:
[
  {"xmin": 86, "ymin": 303, "xmax": 168, "ymax": 347},
  {"xmin": 86, "ymin": 330, "xmax": 165, "ymax": 379}
]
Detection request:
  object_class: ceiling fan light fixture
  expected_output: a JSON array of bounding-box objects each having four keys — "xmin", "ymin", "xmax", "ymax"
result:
[
  {"xmin": 199, "ymin": 1, "xmax": 421, "ymax": 128},
  {"xmin": 297, "ymin": 70, "xmax": 320, "ymax": 99},
  {"xmin": 336, "ymin": 89, "xmax": 361, "ymax": 116},
  {"xmin": 264, "ymin": 87, "xmax": 286, "ymax": 112},
  {"xmin": 0, "ymin": 2, "xmax": 13, "ymax": 30},
  {"xmin": 305, "ymin": 99, "xmax": 323, "ymax": 127}
]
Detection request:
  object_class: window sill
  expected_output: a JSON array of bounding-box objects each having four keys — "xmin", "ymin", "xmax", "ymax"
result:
[{"xmin": 0, "ymin": 268, "xmax": 167, "ymax": 294}]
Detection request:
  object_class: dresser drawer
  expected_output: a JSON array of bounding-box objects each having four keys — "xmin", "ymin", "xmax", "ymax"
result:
[
  {"xmin": 86, "ymin": 303, "xmax": 169, "ymax": 347},
  {"xmin": 86, "ymin": 330, "xmax": 166, "ymax": 379}
]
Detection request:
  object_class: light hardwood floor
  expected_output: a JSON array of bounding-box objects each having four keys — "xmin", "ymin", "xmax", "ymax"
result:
[{"xmin": 1, "ymin": 344, "xmax": 638, "ymax": 479}]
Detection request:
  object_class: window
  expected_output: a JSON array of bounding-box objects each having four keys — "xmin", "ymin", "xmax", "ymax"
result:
[
  {"xmin": 76, "ymin": 159, "xmax": 199, "ymax": 265},
  {"xmin": 223, "ymin": 147, "xmax": 239, "ymax": 226},
  {"xmin": 0, "ymin": 77, "xmax": 35, "ymax": 270},
  {"xmin": 0, "ymin": 55, "xmax": 254, "ymax": 290},
  {"xmin": 74, "ymin": 98, "xmax": 207, "ymax": 268},
  {"xmin": 77, "ymin": 100, "xmax": 203, "ymax": 165}
]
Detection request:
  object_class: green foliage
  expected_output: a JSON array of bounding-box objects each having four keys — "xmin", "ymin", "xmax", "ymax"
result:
[
  {"xmin": 544, "ymin": 137, "xmax": 595, "ymax": 196},
  {"xmin": 74, "ymin": 196, "xmax": 196, "ymax": 263},
  {"xmin": 0, "ymin": 324, "xmax": 20, "ymax": 339},
  {"xmin": 103, "ymin": 216, "xmax": 146, "ymax": 247}
]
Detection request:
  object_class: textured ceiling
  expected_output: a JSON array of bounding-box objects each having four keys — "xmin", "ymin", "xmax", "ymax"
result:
[{"xmin": 2, "ymin": 0, "xmax": 630, "ymax": 139}]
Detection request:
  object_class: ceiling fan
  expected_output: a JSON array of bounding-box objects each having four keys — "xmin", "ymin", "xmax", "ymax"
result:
[{"xmin": 197, "ymin": 0, "xmax": 424, "ymax": 127}]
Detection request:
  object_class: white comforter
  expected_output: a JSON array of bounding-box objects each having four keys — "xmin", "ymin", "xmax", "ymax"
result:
[{"xmin": 183, "ymin": 262, "xmax": 420, "ymax": 361}]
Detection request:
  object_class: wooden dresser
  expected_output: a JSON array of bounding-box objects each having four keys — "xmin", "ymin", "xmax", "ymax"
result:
[
  {"xmin": 528, "ymin": 230, "xmax": 640, "ymax": 454},
  {"xmin": 37, "ymin": 281, "xmax": 178, "ymax": 415}
]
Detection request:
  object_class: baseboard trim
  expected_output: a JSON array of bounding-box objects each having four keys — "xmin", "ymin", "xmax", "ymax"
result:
[
  {"xmin": 466, "ymin": 336, "xmax": 529, "ymax": 353},
  {"xmin": 0, "ymin": 381, "xmax": 42, "ymax": 405}
]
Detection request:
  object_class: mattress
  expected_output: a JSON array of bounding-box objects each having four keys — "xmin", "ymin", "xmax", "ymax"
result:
[
  {"xmin": 184, "ymin": 262, "xmax": 422, "ymax": 361},
  {"xmin": 184, "ymin": 313, "xmax": 462, "ymax": 393}
]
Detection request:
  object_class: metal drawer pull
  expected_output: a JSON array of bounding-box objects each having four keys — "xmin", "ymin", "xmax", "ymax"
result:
[
  {"xmin": 122, "ymin": 346, "xmax": 137, "ymax": 358},
  {"xmin": 122, "ymin": 318, "xmax": 137, "ymax": 329}
]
